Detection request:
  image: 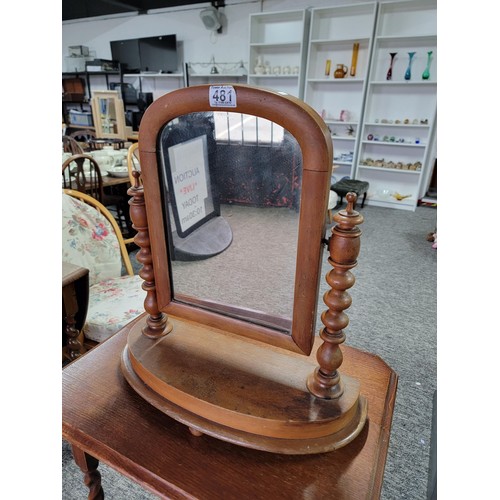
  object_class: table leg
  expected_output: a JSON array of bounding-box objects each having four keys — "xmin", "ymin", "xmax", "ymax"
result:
[
  {"xmin": 71, "ymin": 445, "xmax": 104, "ymax": 500},
  {"xmin": 63, "ymin": 284, "xmax": 85, "ymax": 361}
]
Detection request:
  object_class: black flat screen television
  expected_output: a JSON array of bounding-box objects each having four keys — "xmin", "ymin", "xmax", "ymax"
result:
[
  {"xmin": 110, "ymin": 34, "xmax": 178, "ymax": 74},
  {"xmin": 139, "ymin": 35, "xmax": 178, "ymax": 73},
  {"xmin": 110, "ymin": 38, "xmax": 141, "ymax": 73}
]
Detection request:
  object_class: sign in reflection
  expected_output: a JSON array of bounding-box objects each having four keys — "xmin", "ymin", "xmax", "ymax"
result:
[{"xmin": 158, "ymin": 111, "xmax": 303, "ymax": 333}]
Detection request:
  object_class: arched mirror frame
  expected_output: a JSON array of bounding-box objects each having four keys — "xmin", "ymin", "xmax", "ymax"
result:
[{"xmin": 137, "ymin": 84, "xmax": 333, "ymax": 356}]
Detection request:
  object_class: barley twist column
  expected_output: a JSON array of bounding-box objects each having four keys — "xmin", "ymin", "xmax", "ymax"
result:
[
  {"xmin": 307, "ymin": 192, "xmax": 364, "ymax": 399},
  {"xmin": 128, "ymin": 171, "xmax": 172, "ymax": 338}
]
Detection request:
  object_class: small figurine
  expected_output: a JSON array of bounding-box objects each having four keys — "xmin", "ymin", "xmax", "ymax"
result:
[
  {"xmin": 340, "ymin": 110, "xmax": 350, "ymax": 122},
  {"xmin": 392, "ymin": 192, "xmax": 411, "ymax": 201}
]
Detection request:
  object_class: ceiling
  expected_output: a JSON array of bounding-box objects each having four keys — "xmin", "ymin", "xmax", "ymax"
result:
[{"xmin": 62, "ymin": 0, "xmax": 214, "ymax": 21}]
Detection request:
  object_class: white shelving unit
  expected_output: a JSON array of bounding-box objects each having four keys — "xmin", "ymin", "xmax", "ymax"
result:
[
  {"xmin": 122, "ymin": 72, "xmax": 186, "ymax": 100},
  {"xmin": 186, "ymin": 61, "xmax": 248, "ymax": 86},
  {"xmin": 247, "ymin": 9, "xmax": 310, "ymax": 99},
  {"xmin": 304, "ymin": 2, "xmax": 378, "ymax": 182},
  {"xmin": 355, "ymin": 0, "xmax": 437, "ymax": 211}
]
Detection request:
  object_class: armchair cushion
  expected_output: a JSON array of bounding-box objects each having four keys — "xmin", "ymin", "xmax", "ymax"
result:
[
  {"xmin": 62, "ymin": 193, "xmax": 121, "ymax": 286},
  {"xmin": 84, "ymin": 274, "xmax": 144, "ymax": 343}
]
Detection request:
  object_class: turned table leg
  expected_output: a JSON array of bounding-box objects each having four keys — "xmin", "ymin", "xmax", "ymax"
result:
[
  {"xmin": 62, "ymin": 284, "xmax": 84, "ymax": 361},
  {"xmin": 71, "ymin": 445, "xmax": 104, "ymax": 500}
]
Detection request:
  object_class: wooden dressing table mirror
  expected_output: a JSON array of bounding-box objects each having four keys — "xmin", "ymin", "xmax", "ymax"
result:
[{"xmin": 121, "ymin": 84, "xmax": 390, "ymax": 454}]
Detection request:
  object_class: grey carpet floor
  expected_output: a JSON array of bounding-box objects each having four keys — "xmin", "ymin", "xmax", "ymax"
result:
[{"xmin": 63, "ymin": 203, "xmax": 437, "ymax": 499}]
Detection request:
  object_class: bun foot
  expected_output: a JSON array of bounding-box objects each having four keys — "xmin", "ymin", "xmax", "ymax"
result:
[{"xmin": 189, "ymin": 427, "xmax": 204, "ymax": 437}]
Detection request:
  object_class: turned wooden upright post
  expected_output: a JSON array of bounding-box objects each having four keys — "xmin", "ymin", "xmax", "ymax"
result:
[
  {"xmin": 307, "ymin": 192, "xmax": 364, "ymax": 399},
  {"xmin": 128, "ymin": 171, "xmax": 172, "ymax": 338}
]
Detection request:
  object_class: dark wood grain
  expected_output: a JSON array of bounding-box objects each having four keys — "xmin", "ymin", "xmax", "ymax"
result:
[{"xmin": 63, "ymin": 316, "xmax": 397, "ymax": 499}]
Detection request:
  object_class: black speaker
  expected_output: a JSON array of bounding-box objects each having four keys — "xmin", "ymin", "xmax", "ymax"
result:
[
  {"xmin": 132, "ymin": 111, "xmax": 144, "ymax": 131},
  {"xmin": 125, "ymin": 110, "xmax": 134, "ymax": 127},
  {"xmin": 200, "ymin": 6, "xmax": 222, "ymax": 31},
  {"xmin": 109, "ymin": 82, "xmax": 137, "ymax": 104},
  {"xmin": 137, "ymin": 92, "xmax": 153, "ymax": 111},
  {"xmin": 126, "ymin": 110, "xmax": 144, "ymax": 131}
]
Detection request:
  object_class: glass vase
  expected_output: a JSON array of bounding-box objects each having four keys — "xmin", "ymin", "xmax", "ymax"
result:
[
  {"xmin": 422, "ymin": 51, "xmax": 433, "ymax": 80},
  {"xmin": 350, "ymin": 42, "xmax": 359, "ymax": 77},
  {"xmin": 386, "ymin": 52, "xmax": 397, "ymax": 80},
  {"xmin": 404, "ymin": 52, "xmax": 416, "ymax": 81}
]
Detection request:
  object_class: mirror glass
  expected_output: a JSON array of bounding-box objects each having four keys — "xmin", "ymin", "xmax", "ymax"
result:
[
  {"xmin": 157, "ymin": 111, "xmax": 303, "ymax": 334},
  {"xmin": 96, "ymin": 96, "xmax": 118, "ymax": 134}
]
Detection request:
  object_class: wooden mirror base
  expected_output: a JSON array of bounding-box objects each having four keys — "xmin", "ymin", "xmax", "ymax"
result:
[
  {"xmin": 121, "ymin": 315, "xmax": 368, "ymax": 455},
  {"xmin": 171, "ymin": 216, "xmax": 233, "ymax": 261}
]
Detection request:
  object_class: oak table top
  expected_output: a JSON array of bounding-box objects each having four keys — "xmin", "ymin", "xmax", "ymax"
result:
[{"xmin": 62, "ymin": 314, "xmax": 397, "ymax": 500}]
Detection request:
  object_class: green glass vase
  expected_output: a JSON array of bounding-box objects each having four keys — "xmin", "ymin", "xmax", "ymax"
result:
[
  {"xmin": 422, "ymin": 51, "xmax": 433, "ymax": 80},
  {"xmin": 404, "ymin": 52, "xmax": 416, "ymax": 81}
]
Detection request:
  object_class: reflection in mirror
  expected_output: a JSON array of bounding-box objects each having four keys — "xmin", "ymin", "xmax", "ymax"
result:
[
  {"xmin": 158, "ymin": 111, "xmax": 303, "ymax": 333},
  {"xmin": 97, "ymin": 97, "xmax": 118, "ymax": 134},
  {"xmin": 91, "ymin": 90, "xmax": 127, "ymax": 140}
]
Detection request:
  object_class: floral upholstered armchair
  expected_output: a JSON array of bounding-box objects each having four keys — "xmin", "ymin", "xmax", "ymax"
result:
[{"xmin": 62, "ymin": 190, "xmax": 144, "ymax": 344}]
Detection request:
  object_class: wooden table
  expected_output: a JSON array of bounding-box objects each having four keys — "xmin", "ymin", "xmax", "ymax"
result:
[
  {"xmin": 63, "ymin": 315, "xmax": 397, "ymax": 499},
  {"xmin": 102, "ymin": 174, "xmax": 130, "ymax": 188},
  {"xmin": 64, "ymin": 172, "xmax": 129, "ymax": 190},
  {"xmin": 62, "ymin": 262, "xmax": 89, "ymax": 362}
]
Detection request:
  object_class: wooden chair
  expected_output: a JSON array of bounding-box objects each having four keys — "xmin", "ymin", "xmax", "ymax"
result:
[
  {"xmin": 69, "ymin": 129, "xmax": 96, "ymax": 151},
  {"xmin": 62, "ymin": 135, "xmax": 84, "ymax": 155},
  {"xmin": 62, "ymin": 189, "xmax": 143, "ymax": 347},
  {"xmin": 127, "ymin": 142, "xmax": 141, "ymax": 186},
  {"xmin": 62, "ymin": 153, "xmax": 103, "ymax": 202},
  {"xmin": 122, "ymin": 142, "xmax": 141, "ymax": 245},
  {"xmin": 62, "ymin": 153, "xmax": 132, "ymax": 240}
]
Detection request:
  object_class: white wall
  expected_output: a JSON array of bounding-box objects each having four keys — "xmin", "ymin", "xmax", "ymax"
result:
[
  {"xmin": 62, "ymin": 1, "xmax": 260, "ymax": 70},
  {"xmin": 62, "ymin": 0, "xmax": 358, "ymax": 98},
  {"xmin": 61, "ymin": 0, "xmax": 359, "ymax": 72}
]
